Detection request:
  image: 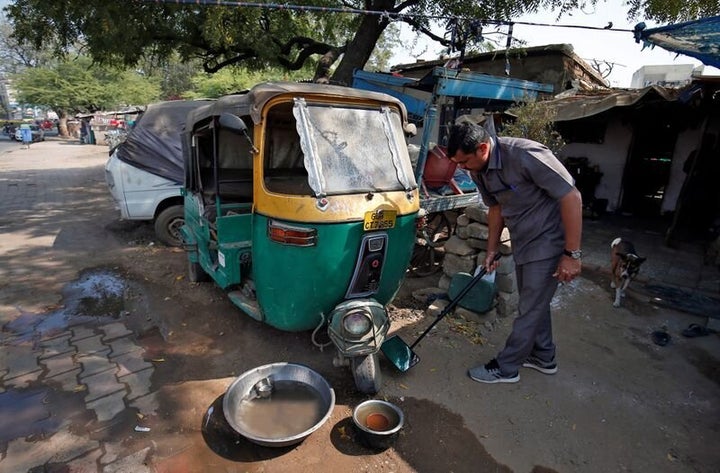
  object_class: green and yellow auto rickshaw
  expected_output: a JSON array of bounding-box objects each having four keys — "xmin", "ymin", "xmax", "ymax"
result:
[{"xmin": 180, "ymin": 82, "xmax": 420, "ymax": 393}]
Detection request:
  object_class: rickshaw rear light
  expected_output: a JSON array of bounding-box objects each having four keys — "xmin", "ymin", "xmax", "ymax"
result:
[
  {"xmin": 342, "ymin": 310, "xmax": 373, "ymax": 337},
  {"xmin": 267, "ymin": 220, "xmax": 317, "ymax": 246}
]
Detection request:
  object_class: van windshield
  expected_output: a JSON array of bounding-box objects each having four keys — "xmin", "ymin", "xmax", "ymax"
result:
[{"xmin": 291, "ymin": 99, "xmax": 416, "ymax": 196}]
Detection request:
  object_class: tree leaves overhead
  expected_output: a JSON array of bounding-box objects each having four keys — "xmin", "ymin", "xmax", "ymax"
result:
[{"xmin": 5, "ymin": 0, "xmax": 718, "ymax": 85}]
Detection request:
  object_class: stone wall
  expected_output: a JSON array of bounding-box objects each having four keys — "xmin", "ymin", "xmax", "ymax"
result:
[{"xmin": 438, "ymin": 203, "xmax": 519, "ymax": 320}]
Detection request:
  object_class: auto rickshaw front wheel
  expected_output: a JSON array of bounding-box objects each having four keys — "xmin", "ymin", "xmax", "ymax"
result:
[
  {"xmin": 351, "ymin": 353, "xmax": 382, "ymax": 394},
  {"xmin": 188, "ymin": 258, "xmax": 209, "ymax": 283}
]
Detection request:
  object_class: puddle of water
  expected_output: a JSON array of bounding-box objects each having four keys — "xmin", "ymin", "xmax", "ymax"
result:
[
  {"xmin": 0, "ymin": 387, "xmax": 63, "ymax": 444},
  {"xmin": 62, "ymin": 269, "xmax": 126, "ymax": 317},
  {"xmin": 2, "ymin": 269, "xmax": 127, "ymax": 345}
]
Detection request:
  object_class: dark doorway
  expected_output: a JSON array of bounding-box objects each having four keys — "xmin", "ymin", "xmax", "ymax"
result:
[{"xmin": 621, "ymin": 115, "xmax": 678, "ymax": 216}]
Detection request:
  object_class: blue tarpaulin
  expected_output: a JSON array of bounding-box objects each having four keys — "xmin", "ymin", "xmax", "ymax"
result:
[{"xmin": 634, "ymin": 16, "xmax": 720, "ymax": 68}]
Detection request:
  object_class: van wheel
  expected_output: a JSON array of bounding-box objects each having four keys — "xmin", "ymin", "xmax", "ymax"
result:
[
  {"xmin": 351, "ymin": 353, "xmax": 382, "ymax": 394},
  {"xmin": 155, "ymin": 205, "xmax": 184, "ymax": 247}
]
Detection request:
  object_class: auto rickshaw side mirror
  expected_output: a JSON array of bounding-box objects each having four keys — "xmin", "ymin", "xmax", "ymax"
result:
[
  {"xmin": 403, "ymin": 123, "xmax": 417, "ymax": 137},
  {"xmin": 218, "ymin": 113, "xmax": 248, "ymax": 134}
]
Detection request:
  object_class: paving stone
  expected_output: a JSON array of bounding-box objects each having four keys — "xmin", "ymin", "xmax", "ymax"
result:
[
  {"xmin": 45, "ymin": 367, "xmax": 82, "ymax": 392},
  {"xmin": 82, "ymin": 369, "xmax": 125, "ymax": 403},
  {"xmin": 4, "ymin": 344, "xmax": 41, "ymax": 380},
  {"xmin": 41, "ymin": 353, "xmax": 78, "ymax": 378},
  {"xmin": 101, "ymin": 322, "xmax": 133, "ymax": 341},
  {"xmin": 119, "ymin": 367, "xmax": 154, "ymax": 400},
  {"xmin": 73, "ymin": 335, "xmax": 109, "ymax": 357},
  {"xmin": 100, "ymin": 441, "xmax": 126, "ymax": 465},
  {"xmin": 103, "ymin": 447, "xmax": 152, "ymax": 473},
  {"xmin": 86, "ymin": 390, "xmax": 127, "ymax": 422},
  {"xmin": 129, "ymin": 392, "xmax": 159, "ymax": 417},
  {"xmin": 114, "ymin": 351, "xmax": 153, "ymax": 378},
  {"xmin": 38, "ymin": 333, "xmax": 74, "ymax": 360},
  {"xmin": 2, "ymin": 427, "xmax": 99, "ymax": 472},
  {"xmin": 4, "ymin": 369, "xmax": 43, "ymax": 388},
  {"xmin": 70, "ymin": 327, "xmax": 97, "ymax": 342},
  {"xmin": 78, "ymin": 353, "xmax": 116, "ymax": 378},
  {"xmin": 107, "ymin": 337, "xmax": 143, "ymax": 359},
  {"xmin": 65, "ymin": 449, "xmax": 103, "ymax": 473}
]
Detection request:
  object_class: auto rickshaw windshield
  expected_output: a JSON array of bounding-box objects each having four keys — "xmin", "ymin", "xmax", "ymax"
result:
[{"xmin": 292, "ymin": 99, "xmax": 417, "ymax": 196}]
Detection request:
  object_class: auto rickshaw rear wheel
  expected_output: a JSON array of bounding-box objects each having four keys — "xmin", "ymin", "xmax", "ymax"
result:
[{"xmin": 351, "ymin": 353, "xmax": 382, "ymax": 394}]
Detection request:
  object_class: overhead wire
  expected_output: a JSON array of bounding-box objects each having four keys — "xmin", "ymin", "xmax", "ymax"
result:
[{"xmin": 150, "ymin": 0, "xmax": 634, "ymax": 33}]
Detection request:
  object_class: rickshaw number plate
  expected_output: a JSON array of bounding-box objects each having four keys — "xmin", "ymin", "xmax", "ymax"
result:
[{"xmin": 363, "ymin": 210, "xmax": 396, "ymax": 231}]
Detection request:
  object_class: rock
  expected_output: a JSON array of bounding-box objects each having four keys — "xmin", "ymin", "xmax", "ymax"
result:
[
  {"xmin": 464, "ymin": 204, "xmax": 489, "ymax": 223},
  {"xmin": 411, "ymin": 287, "xmax": 447, "ymax": 304},
  {"xmin": 442, "ymin": 253, "xmax": 476, "ymax": 276},
  {"xmin": 495, "ymin": 272, "xmax": 517, "ymax": 293},
  {"xmin": 456, "ymin": 214, "xmax": 470, "ymax": 227},
  {"xmin": 444, "ymin": 235, "xmax": 477, "ymax": 256}
]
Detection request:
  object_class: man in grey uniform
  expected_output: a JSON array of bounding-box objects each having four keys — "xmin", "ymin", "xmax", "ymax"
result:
[{"xmin": 447, "ymin": 122, "xmax": 583, "ymax": 384}]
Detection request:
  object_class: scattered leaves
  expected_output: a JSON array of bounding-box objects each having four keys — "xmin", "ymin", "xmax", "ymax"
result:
[{"xmin": 337, "ymin": 426, "xmax": 351, "ymax": 441}]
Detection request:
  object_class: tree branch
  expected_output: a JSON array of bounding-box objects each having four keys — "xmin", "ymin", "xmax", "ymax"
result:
[
  {"xmin": 401, "ymin": 17, "xmax": 453, "ymax": 47},
  {"xmin": 202, "ymin": 49, "xmax": 256, "ymax": 73},
  {"xmin": 276, "ymin": 36, "xmax": 342, "ymax": 71}
]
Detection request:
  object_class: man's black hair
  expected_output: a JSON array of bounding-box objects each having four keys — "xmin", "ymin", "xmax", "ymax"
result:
[{"xmin": 447, "ymin": 122, "xmax": 490, "ymax": 157}]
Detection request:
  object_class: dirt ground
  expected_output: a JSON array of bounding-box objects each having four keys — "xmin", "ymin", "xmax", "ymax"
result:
[{"xmin": 1, "ymin": 141, "xmax": 719, "ymax": 472}]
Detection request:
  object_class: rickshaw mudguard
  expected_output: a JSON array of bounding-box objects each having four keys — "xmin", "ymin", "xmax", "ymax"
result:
[{"xmin": 251, "ymin": 212, "xmax": 417, "ymax": 332}]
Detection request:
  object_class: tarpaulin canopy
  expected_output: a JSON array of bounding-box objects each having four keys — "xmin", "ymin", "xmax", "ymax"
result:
[
  {"xmin": 115, "ymin": 100, "xmax": 215, "ymax": 183},
  {"xmin": 634, "ymin": 16, "xmax": 720, "ymax": 69},
  {"xmin": 546, "ymin": 85, "xmax": 682, "ymax": 121}
]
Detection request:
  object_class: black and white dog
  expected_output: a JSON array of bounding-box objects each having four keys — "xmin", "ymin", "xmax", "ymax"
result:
[{"xmin": 610, "ymin": 237, "xmax": 646, "ymax": 308}]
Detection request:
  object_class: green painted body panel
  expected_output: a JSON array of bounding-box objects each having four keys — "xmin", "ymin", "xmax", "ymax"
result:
[
  {"xmin": 183, "ymin": 195, "xmax": 252, "ymax": 289},
  {"xmin": 252, "ymin": 213, "xmax": 416, "ymax": 331},
  {"xmin": 184, "ymin": 192, "xmax": 417, "ymax": 332}
]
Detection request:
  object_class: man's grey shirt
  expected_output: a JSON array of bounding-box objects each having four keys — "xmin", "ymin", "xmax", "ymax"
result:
[{"xmin": 471, "ymin": 136, "xmax": 575, "ymax": 265}]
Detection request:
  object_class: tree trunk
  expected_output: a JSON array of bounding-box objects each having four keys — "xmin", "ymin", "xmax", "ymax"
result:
[
  {"xmin": 331, "ymin": 1, "xmax": 393, "ymax": 86},
  {"xmin": 56, "ymin": 110, "xmax": 69, "ymax": 138}
]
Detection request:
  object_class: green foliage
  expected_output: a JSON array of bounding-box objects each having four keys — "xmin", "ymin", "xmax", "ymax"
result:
[
  {"xmin": 500, "ymin": 99, "xmax": 565, "ymax": 154},
  {"xmin": 13, "ymin": 57, "xmax": 161, "ymax": 113},
  {"xmin": 5, "ymin": 0, "xmax": 715, "ymax": 87},
  {"xmin": 182, "ymin": 67, "xmax": 314, "ymax": 99}
]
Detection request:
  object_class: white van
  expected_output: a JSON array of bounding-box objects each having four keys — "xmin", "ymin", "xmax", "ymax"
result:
[{"xmin": 105, "ymin": 100, "xmax": 214, "ymax": 246}]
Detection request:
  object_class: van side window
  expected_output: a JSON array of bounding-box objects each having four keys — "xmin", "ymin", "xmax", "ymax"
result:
[{"xmin": 264, "ymin": 102, "xmax": 312, "ymax": 195}]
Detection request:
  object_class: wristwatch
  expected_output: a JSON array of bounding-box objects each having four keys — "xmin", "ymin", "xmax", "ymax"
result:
[{"xmin": 563, "ymin": 249, "xmax": 583, "ymax": 260}]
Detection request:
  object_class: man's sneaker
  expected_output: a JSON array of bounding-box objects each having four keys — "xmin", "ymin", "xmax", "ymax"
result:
[
  {"xmin": 522, "ymin": 356, "xmax": 558, "ymax": 375},
  {"xmin": 468, "ymin": 359, "xmax": 519, "ymax": 384}
]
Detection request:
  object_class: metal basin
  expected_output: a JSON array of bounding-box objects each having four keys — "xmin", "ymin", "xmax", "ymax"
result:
[
  {"xmin": 223, "ymin": 362, "xmax": 335, "ymax": 447},
  {"xmin": 352, "ymin": 399, "xmax": 404, "ymax": 450}
]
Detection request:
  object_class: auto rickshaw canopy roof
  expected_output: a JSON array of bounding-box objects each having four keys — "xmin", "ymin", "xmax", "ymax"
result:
[{"xmin": 185, "ymin": 81, "xmax": 411, "ymax": 127}]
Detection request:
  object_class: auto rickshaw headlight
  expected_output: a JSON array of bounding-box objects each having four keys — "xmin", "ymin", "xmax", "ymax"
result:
[{"xmin": 342, "ymin": 310, "xmax": 373, "ymax": 337}]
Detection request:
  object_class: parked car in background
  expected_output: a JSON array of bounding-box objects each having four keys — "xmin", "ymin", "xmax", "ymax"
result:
[
  {"xmin": 14, "ymin": 124, "xmax": 45, "ymax": 142},
  {"xmin": 104, "ymin": 99, "xmax": 214, "ymax": 246}
]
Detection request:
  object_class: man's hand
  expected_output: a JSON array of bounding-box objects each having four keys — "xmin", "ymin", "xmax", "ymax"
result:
[{"xmin": 553, "ymin": 256, "xmax": 581, "ymax": 282}]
